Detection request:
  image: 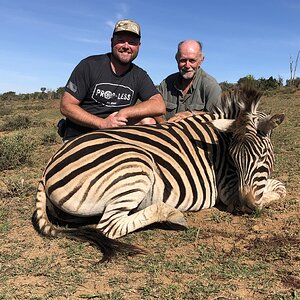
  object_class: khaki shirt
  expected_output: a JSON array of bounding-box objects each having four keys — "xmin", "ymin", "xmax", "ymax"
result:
[{"xmin": 158, "ymin": 68, "xmax": 222, "ymax": 120}]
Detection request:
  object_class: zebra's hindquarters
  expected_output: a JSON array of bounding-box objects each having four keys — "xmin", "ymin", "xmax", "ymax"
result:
[
  {"xmin": 36, "ymin": 131, "xmax": 188, "ymax": 243},
  {"xmin": 32, "ymin": 181, "xmax": 146, "ymax": 262},
  {"xmin": 44, "ymin": 138, "xmax": 164, "ymax": 216}
]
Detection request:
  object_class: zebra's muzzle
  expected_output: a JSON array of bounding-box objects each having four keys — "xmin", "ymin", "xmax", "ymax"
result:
[{"xmin": 239, "ymin": 185, "xmax": 257, "ymax": 213}]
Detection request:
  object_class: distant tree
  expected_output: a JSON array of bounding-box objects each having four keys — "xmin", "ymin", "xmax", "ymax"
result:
[
  {"xmin": 0, "ymin": 91, "xmax": 16, "ymax": 101},
  {"xmin": 55, "ymin": 87, "xmax": 65, "ymax": 99},
  {"xmin": 219, "ymin": 81, "xmax": 235, "ymax": 91},
  {"xmin": 290, "ymin": 55, "xmax": 293, "ymax": 85},
  {"xmin": 21, "ymin": 93, "xmax": 30, "ymax": 100},
  {"xmin": 277, "ymin": 76, "xmax": 284, "ymax": 87},
  {"xmin": 237, "ymin": 74, "xmax": 257, "ymax": 86},
  {"xmin": 289, "ymin": 50, "xmax": 300, "ymax": 86},
  {"xmin": 286, "ymin": 77, "xmax": 300, "ymax": 88},
  {"xmin": 31, "ymin": 91, "xmax": 44, "ymax": 100},
  {"xmin": 293, "ymin": 51, "xmax": 299, "ymax": 80},
  {"xmin": 257, "ymin": 76, "xmax": 279, "ymax": 90},
  {"xmin": 41, "ymin": 87, "xmax": 46, "ymax": 93}
]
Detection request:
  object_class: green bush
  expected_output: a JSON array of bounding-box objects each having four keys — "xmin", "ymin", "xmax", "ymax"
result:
[
  {"xmin": 0, "ymin": 133, "xmax": 36, "ymax": 170},
  {"xmin": 0, "ymin": 107, "xmax": 13, "ymax": 117},
  {"xmin": 1, "ymin": 115, "xmax": 34, "ymax": 131},
  {"xmin": 22, "ymin": 104, "xmax": 46, "ymax": 111},
  {"xmin": 41, "ymin": 129, "xmax": 59, "ymax": 145}
]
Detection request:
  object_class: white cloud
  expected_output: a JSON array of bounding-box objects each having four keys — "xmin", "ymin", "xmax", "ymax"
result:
[
  {"xmin": 66, "ymin": 37, "xmax": 108, "ymax": 45},
  {"xmin": 106, "ymin": 2, "xmax": 130, "ymax": 30},
  {"xmin": 106, "ymin": 20, "xmax": 115, "ymax": 30}
]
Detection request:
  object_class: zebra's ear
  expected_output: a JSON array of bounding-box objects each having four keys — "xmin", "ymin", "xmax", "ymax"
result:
[
  {"xmin": 270, "ymin": 113, "xmax": 285, "ymax": 128},
  {"xmin": 210, "ymin": 119, "xmax": 235, "ymax": 132},
  {"xmin": 258, "ymin": 113, "xmax": 285, "ymax": 135}
]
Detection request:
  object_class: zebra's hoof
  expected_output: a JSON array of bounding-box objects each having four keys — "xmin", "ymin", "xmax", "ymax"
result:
[
  {"xmin": 276, "ymin": 187, "xmax": 286, "ymax": 199},
  {"xmin": 167, "ymin": 211, "xmax": 187, "ymax": 228}
]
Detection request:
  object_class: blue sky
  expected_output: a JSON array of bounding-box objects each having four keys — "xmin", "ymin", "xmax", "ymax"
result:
[{"xmin": 0, "ymin": 0, "xmax": 299, "ymax": 94}]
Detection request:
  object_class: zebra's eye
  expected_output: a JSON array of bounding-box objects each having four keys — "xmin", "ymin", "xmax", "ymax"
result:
[{"xmin": 257, "ymin": 129, "xmax": 267, "ymax": 137}]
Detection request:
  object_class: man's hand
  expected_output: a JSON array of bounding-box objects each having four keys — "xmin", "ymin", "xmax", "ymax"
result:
[
  {"xmin": 168, "ymin": 111, "xmax": 207, "ymax": 123},
  {"xmin": 101, "ymin": 111, "xmax": 128, "ymax": 128},
  {"xmin": 168, "ymin": 111, "xmax": 193, "ymax": 122}
]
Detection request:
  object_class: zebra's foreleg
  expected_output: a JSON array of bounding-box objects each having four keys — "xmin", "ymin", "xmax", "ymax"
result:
[
  {"xmin": 97, "ymin": 202, "xmax": 187, "ymax": 239},
  {"xmin": 256, "ymin": 179, "xmax": 286, "ymax": 208}
]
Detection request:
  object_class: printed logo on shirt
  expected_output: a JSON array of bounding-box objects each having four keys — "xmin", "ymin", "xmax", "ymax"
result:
[
  {"xmin": 92, "ymin": 83, "xmax": 134, "ymax": 107},
  {"xmin": 66, "ymin": 81, "xmax": 78, "ymax": 93}
]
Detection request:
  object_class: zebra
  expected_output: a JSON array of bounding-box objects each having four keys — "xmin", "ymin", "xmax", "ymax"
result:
[{"xmin": 32, "ymin": 85, "xmax": 286, "ymax": 261}]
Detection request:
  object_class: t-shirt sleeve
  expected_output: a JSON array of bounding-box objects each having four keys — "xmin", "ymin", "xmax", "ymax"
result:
[
  {"xmin": 65, "ymin": 59, "xmax": 90, "ymax": 101},
  {"xmin": 157, "ymin": 81, "xmax": 164, "ymax": 95},
  {"xmin": 136, "ymin": 69, "xmax": 160, "ymax": 101}
]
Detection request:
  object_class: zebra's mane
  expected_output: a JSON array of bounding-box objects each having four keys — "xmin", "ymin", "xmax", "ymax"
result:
[{"xmin": 212, "ymin": 84, "xmax": 263, "ymax": 119}]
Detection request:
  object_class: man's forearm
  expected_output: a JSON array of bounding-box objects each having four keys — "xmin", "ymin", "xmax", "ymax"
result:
[
  {"xmin": 118, "ymin": 94, "xmax": 166, "ymax": 119},
  {"xmin": 61, "ymin": 104, "xmax": 104, "ymax": 129}
]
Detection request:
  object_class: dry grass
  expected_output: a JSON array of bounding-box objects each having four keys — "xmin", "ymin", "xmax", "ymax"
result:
[{"xmin": 0, "ymin": 91, "xmax": 299, "ymax": 300}]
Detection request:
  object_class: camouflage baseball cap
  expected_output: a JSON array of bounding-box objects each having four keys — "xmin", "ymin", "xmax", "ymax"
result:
[{"xmin": 113, "ymin": 19, "xmax": 141, "ymax": 37}]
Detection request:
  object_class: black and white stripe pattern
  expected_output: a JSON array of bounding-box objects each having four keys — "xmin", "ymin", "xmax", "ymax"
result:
[{"xmin": 33, "ymin": 85, "xmax": 286, "ymax": 260}]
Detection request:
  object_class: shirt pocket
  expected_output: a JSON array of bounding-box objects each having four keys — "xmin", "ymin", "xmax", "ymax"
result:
[
  {"xmin": 166, "ymin": 102, "xmax": 178, "ymax": 111},
  {"xmin": 166, "ymin": 102, "xmax": 178, "ymax": 119}
]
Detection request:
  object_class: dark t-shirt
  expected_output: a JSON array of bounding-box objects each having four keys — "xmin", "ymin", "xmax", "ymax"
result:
[{"xmin": 64, "ymin": 53, "xmax": 158, "ymax": 139}]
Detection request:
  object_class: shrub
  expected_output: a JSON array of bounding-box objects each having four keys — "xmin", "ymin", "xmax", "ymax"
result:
[
  {"xmin": 0, "ymin": 133, "xmax": 36, "ymax": 170},
  {"xmin": 41, "ymin": 129, "xmax": 59, "ymax": 145},
  {"xmin": 0, "ymin": 107, "xmax": 13, "ymax": 117},
  {"xmin": 21, "ymin": 104, "xmax": 46, "ymax": 111},
  {"xmin": 1, "ymin": 115, "xmax": 34, "ymax": 131},
  {"xmin": 0, "ymin": 177, "xmax": 36, "ymax": 198}
]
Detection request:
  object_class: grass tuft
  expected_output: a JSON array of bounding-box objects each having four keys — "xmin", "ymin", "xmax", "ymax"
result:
[{"xmin": 0, "ymin": 133, "xmax": 36, "ymax": 170}]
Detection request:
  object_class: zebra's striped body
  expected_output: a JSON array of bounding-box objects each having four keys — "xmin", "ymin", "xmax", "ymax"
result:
[{"xmin": 33, "ymin": 85, "xmax": 286, "ymax": 261}]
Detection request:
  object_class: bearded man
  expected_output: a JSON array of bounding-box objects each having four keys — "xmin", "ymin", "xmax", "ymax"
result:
[
  {"xmin": 59, "ymin": 19, "xmax": 165, "ymax": 141},
  {"xmin": 157, "ymin": 40, "xmax": 221, "ymax": 122}
]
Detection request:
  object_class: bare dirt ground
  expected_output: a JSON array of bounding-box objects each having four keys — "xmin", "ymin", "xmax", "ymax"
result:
[{"xmin": 0, "ymin": 89, "xmax": 299, "ymax": 299}]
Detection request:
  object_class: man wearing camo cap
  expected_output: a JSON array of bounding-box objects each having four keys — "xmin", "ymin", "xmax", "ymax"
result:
[{"xmin": 59, "ymin": 19, "xmax": 165, "ymax": 141}]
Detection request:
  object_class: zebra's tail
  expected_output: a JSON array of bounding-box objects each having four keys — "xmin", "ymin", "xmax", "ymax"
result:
[{"xmin": 32, "ymin": 180, "xmax": 146, "ymax": 262}]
